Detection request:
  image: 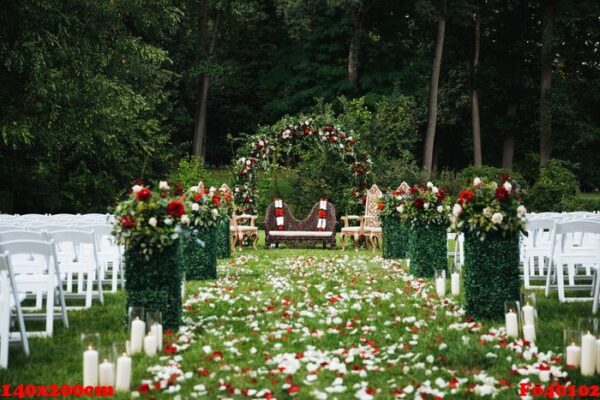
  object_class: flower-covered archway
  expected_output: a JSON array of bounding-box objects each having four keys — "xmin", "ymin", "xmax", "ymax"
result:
[{"xmin": 232, "ymin": 119, "xmax": 372, "ymax": 214}]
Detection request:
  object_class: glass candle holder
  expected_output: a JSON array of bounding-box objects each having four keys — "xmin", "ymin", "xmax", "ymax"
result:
[
  {"xmin": 80, "ymin": 332, "xmax": 101, "ymax": 351},
  {"xmin": 127, "ymin": 306, "xmax": 145, "ymax": 331},
  {"xmin": 434, "ymin": 269, "xmax": 446, "ymax": 298},
  {"xmin": 578, "ymin": 318, "xmax": 599, "ymax": 335},
  {"xmin": 564, "ymin": 329, "xmax": 581, "ymax": 368},
  {"xmin": 128, "ymin": 307, "xmax": 145, "ymax": 354},
  {"xmin": 181, "ymin": 272, "xmax": 186, "ymax": 300},
  {"xmin": 146, "ymin": 310, "xmax": 163, "ymax": 352},
  {"xmin": 504, "ymin": 301, "xmax": 521, "ymax": 339},
  {"xmin": 113, "ymin": 343, "xmax": 132, "ymax": 392},
  {"xmin": 520, "ymin": 292, "xmax": 537, "ymax": 342},
  {"xmin": 98, "ymin": 345, "xmax": 115, "ymax": 386}
]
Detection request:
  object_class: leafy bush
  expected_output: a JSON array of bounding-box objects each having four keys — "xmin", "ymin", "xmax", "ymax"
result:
[
  {"xmin": 169, "ymin": 156, "xmax": 211, "ymax": 188},
  {"xmin": 457, "ymin": 165, "xmax": 528, "ymax": 192},
  {"xmin": 527, "ymin": 160, "xmax": 579, "ymax": 212},
  {"xmin": 559, "ymin": 196, "xmax": 600, "ymax": 212}
]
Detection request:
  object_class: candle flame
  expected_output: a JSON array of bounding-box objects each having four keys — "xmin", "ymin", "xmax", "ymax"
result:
[{"xmin": 88, "ymin": 344, "xmax": 93, "ymax": 350}]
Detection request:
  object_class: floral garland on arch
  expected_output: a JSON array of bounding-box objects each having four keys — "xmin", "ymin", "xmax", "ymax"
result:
[{"xmin": 233, "ymin": 119, "xmax": 371, "ymax": 214}]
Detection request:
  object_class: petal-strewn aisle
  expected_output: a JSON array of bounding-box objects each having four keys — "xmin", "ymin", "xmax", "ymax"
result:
[{"xmin": 135, "ymin": 255, "xmax": 567, "ymax": 399}]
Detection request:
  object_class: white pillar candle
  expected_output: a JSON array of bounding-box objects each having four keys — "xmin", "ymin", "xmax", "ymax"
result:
[
  {"xmin": 144, "ymin": 334, "xmax": 157, "ymax": 356},
  {"xmin": 451, "ymin": 272, "xmax": 460, "ymax": 296},
  {"xmin": 581, "ymin": 332, "xmax": 596, "ymax": 376},
  {"xmin": 595, "ymin": 339, "xmax": 600, "ymax": 374},
  {"xmin": 115, "ymin": 353, "xmax": 132, "ymax": 392},
  {"xmin": 505, "ymin": 310, "xmax": 519, "ymax": 338},
  {"xmin": 151, "ymin": 323, "xmax": 163, "ymax": 352},
  {"xmin": 522, "ymin": 304, "xmax": 535, "ymax": 326},
  {"xmin": 523, "ymin": 324, "xmax": 536, "ymax": 343},
  {"xmin": 435, "ymin": 277, "xmax": 446, "ymax": 297},
  {"xmin": 83, "ymin": 346, "xmax": 99, "ymax": 386},
  {"xmin": 130, "ymin": 317, "xmax": 145, "ymax": 354},
  {"xmin": 566, "ymin": 343, "xmax": 581, "ymax": 367},
  {"xmin": 98, "ymin": 359, "xmax": 115, "ymax": 386}
]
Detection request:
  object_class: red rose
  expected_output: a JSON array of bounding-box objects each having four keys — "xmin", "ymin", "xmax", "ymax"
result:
[
  {"xmin": 122, "ymin": 215, "xmax": 135, "ymax": 229},
  {"xmin": 436, "ymin": 189, "xmax": 446, "ymax": 202},
  {"xmin": 174, "ymin": 183, "xmax": 184, "ymax": 196},
  {"xmin": 224, "ymin": 192, "xmax": 233, "ymax": 202},
  {"xmin": 495, "ymin": 187, "xmax": 509, "ymax": 202},
  {"xmin": 212, "ymin": 195, "xmax": 221, "ymax": 207},
  {"xmin": 499, "ymin": 173, "xmax": 511, "ymax": 183},
  {"xmin": 275, "ymin": 208, "xmax": 284, "ymax": 217},
  {"xmin": 138, "ymin": 383, "xmax": 150, "ymax": 394},
  {"xmin": 318, "ymin": 210, "xmax": 327, "ymax": 218},
  {"xmin": 329, "ymin": 136, "xmax": 336, "ymax": 143},
  {"xmin": 459, "ymin": 190, "xmax": 475, "ymax": 205},
  {"xmin": 135, "ymin": 187, "xmax": 152, "ymax": 201},
  {"xmin": 360, "ymin": 196, "xmax": 366, "ymax": 205},
  {"xmin": 166, "ymin": 200, "xmax": 185, "ymax": 218},
  {"xmin": 378, "ymin": 203, "xmax": 384, "ymax": 210},
  {"xmin": 303, "ymin": 127, "xmax": 311, "ymax": 135},
  {"xmin": 414, "ymin": 197, "xmax": 425, "ymax": 209},
  {"xmin": 410, "ymin": 186, "xmax": 419, "ymax": 195},
  {"xmin": 326, "ymin": 124, "xmax": 334, "ymax": 132}
]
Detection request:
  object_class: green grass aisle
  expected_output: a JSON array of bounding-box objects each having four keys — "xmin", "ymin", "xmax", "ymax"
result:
[{"xmin": 1, "ymin": 249, "xmax": 598, "ymax": 399}]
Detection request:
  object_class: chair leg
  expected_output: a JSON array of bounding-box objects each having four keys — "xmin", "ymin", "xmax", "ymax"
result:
[
  {"xmin": 557, "ymin": 263, "xmax": 566, "ymax": 302},
  {"xmin": 341, "ymin": 234, "xmax": 346, "ymax": 251},
  {"xmin": 46, "ymin": 280, "xmax": 54, "ymax": 336},
  {"xmin": 252, "ymin": 234, "xmax": 258, "ymax": 250},
  {"xmin": 544, "ymin": 261, "xmax": 554, "ymax": 297},
  {"xmin": 592, "ymin": 270, "xmax": 600, "ymax": 314}
]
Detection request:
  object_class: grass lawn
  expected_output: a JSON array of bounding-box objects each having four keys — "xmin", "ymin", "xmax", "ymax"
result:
[{"xmin": 1, "ymin": 242, "xmax": 598, "ymax": 399}]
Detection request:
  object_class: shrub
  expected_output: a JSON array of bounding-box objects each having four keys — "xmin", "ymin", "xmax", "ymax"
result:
[
  {"xmin": 527, "ymin": 160, "xmax": 579, "ymax": 212},
  {"xmin": 457, "ymin": 165, "xmax": 528, "ymax": 193},
  {"xmin": 559, "ymin": 196, "xmax": 600, "ymax": 212},
  {"xmin": 169, "ymin": 156, "xmax": 211, "ymax": 188}
]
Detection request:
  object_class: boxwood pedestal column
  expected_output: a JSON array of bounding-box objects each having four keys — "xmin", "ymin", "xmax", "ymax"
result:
[
  {"xmin": 215, "ymin": 219, "xmax": 231, "ymax": 259},
  {"xmin": 124, "ymin": 243, "xmax": 182, "ymax": 329},
  {"xmin": 463, "ymin": 232, "xmax": 520, "ymax": 319},
  {"xmin": 408, "ymin": 223, "xmax": 447, "ymax": 277},
  {"xmin": 381, "ymin": 216, "xmax": 409, "ymax": 259},
  {"xmin": 180, "ymin": 227, "xmax": 217, "ymax": 280}
]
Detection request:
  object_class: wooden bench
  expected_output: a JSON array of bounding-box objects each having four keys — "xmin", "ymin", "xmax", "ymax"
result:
[{"xmin": 265, "ymin": 200, "xmax": 336, "ymax": 248}]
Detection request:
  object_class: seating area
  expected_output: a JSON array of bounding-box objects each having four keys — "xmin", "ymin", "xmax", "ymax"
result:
[
  {"xmin": 340, "ymin": 184, "xmax": 383, "ymax": 250},
  {"xmin": 264, "ymin": 199, "xmax": 336, "ymax": 248},
  {"xmin": 0, "ymin": 213, "xmax": 120, "ymax": 368}
]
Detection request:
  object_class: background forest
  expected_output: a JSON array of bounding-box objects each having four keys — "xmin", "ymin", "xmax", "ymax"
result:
[{"xmin": 1, "ymin": 0, "xmax": 599, "ymax": 214}]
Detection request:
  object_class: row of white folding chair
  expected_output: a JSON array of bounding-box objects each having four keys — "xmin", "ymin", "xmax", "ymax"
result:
[
  {"xmin": 0, "ymin": 240, "xmax": 69, "ymax": 339},
  {"xmin": 446, "ymin": 232, "xmax": 464, "ymax": 268},
  {"xmin": 0, "ymin": 253, "xmax": 30, "ymax": 368},
  {"xmin": 544, "ymin": 220, "xmax": 600, "ymax": 312}
]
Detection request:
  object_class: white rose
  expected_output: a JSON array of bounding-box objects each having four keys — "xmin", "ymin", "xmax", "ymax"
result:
[
  {"xmin": 517, "ymin": 205, "xmax": 527, "ymax": 216},
  {"xmin": 483, "ymin": 207, "xmax": 492, "ymax": 217},
  {"xmin": 234, "ymin": 187, "xmax": 240, "ymax": 192},
  {"xmin": 304, "ymin": 120, "xmax": 310, "ymax": 126},
  {"xmin": 491, "ymin": 212, "xmax": 504, "ymax": 225},
  {"xmin": 132, "ymin": 185, "xmax": 142, "ymax": 193},
  {"xmin": 426, "ymin": 181, "xmax": 434, "ymax": 188},
  {"xmin": 181, "ymin": 215, "xmax": 190, "ymax": 225},
  {"xmin": 473, "ymin": 177, "xmax": 481, "ymax": 186},
  {"xmin": 246, "ymin": 160, "xmax": 252, "ymax": 166},
  {"xmin": 190, "ymin": 186, "xmax": 198, "ymax": 192},
  {"xmin": 398, "ymin": 205, "xmax": 405, "ymax": 213},
  {"xmin": 432, "ymin": 186, "xmax": 439, "ymax": 194},
  {"xmin": 396, "ymin": 195, "xmax": 403, "ymax": 201},
  {"xmin": 452, "ymin": 204, "xmax": 463, "ymax": 216},
  {"xmin": 491, "ymin": 182, "xmax": 498, "ymax": 189},
  {"xmin": 209, "ymin": 186, "xmax": 216, "ymax": 194},
  {"xmin": 164, "ymin": 218, "xmax": 173, "ymax": 226},
  {"xmin": 148, "ymin": 217, "xmax": 158, "ymax": 227},
  {"xmin": 159, "ymin": 180, "xmax": 170, "ymax": 190},
  {"xmin": 437, "ymin": 205, "xmax": 444, "ymax": 213},
  {"xmin": 503, "ymin": 181, "xmax": 512, "ymax": 192},
  {"xmin": 423, "ymin": 202, "xmax": 430, "ymax": 210},
  {"xmin": 258, "ymin": 140, "xmax": 264, "ymax": 146},
  {"xmin": 191, "ymin": 203, "xmax": 200, "ymax": 212}
]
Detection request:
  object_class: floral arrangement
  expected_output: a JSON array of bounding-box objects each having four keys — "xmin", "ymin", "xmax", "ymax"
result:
[
  {"xmin": 382, "ymin": 181, "xmax": 449, "ymax": 226},
  {"xmin": 185, "ymin": 182, "xmax": 234, "ymax": 230},
  {"xmin": 379, "ymin": 182, "xmax": 412, "ymax": 219},
  {"xmin": 450, "ymin": 175, "xmax": 527, "ymax": 239},
  {"xmin": 113, "ymin": 180, "xmax": 187, "ymax": 255}
]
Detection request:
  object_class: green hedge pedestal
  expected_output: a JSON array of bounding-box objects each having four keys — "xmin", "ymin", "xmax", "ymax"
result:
[
  {"xmin": 215, "ymin": 219, "xmax": 231, "ymax": 259},
  {"xmin": 408, "ymin": 223, "xmax": 447, "ymax": 278},
  {"xmin": 180, "ymin": 227, "xmax": 217, "ymax": 280},
  {"xmin": 463, "ymin": 232, "xmax": 520, "ymax": 319},
  {"xmin": 124, "ymin": 243, "xmax": 182, "ymax": 329},
  {"xmin": 381, "ymin": 216, "xmax": 409, "ymax": 259}
]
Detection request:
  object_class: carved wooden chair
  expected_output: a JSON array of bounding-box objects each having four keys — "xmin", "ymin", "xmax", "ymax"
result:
[
  {"xmin": 230, "ymin": 215, "xmax": 259, "ymax": 251},
  {"xmin": 340, "ymin": 184, "xmax": 383, "ymax": 250}
]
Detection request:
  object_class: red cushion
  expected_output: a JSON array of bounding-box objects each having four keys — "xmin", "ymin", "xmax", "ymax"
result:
[
  {"xmin": 318, "ymin": 210, "xmax": 326, "ymax": 218},
  {"xmin": 275, "ymin": 208, "xmax": 284, "ymax": 217}
]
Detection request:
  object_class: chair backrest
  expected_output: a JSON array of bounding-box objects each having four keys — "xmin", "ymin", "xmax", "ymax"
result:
[
  {"xmin": 0, "ymin": 226, "xmax": 22, "ymax": 233},
  {"xmin": 363, "ymin": 184, "xmax": 383, "ymax": 228},
  {"xmin": 551, "ymin": 220, "xmax": 600, "ymax": 256},
  {"xmin": 0, "ymin": 240, "xmax": 56, "ymax": 259},
  {"xmin": 525, "ymin": 218, "xmax": 555, "ymax": 247},
  {"xmin": 0, "ymin": 230, "xmax": 46, "ymax": 243},
  {"xmin": 29, "ymin": 224, "xmax": 72, "ymax": 232},
  {"xmin": 46, "ymin": 230, "xmax": 95, "ymax": 245}
]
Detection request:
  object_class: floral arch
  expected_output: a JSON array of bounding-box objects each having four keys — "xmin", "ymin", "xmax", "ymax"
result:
[{"xmin": 232, "ymin": 118, "xmax": 372, "ymax": 214}]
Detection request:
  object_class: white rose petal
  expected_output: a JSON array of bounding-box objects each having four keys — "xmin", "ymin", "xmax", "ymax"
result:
[
  {"xmin": 473, "ymin": 177, "xmax": 481, "ymax": 186},
  {"xmin": 159, "ymin": 180, "xmax": 170, "ymax": 190},
  {"xmin": 426, "ymin": 181, "xmax": 434, "ymax": 188},
  {"xmin": 503, "ymin": 181, "xmax": 512, "ymax": 192},
  {"xmin": 148, "ymin": 217, "xmax": 158, "ymax": 227},
  {"xmin": 132, "ymin": 185, "xmax": 142, "ymax": 193},
  {"xmin": 437, "ymin": 205, "xmax": 444, "ymax": 213},
  {"xmin": 181, "ymin": 215, "xmax": 191, "ymax": 225},
  {"xmin": 192, "ymin": 203, "xmax": 200, "ymax": 211}
]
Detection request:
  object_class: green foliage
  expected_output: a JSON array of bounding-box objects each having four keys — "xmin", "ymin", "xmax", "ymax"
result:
[
  {"xmin": 559, "ymin": 196, "xmax": 600, "ymax": 212},
  {"xmin": 457, "ymin": 166, "xmax": 528, "ymax": 193},
  {"xmin": 124, "ymin": 243, "xmax": 182, "ymax": 329},
  {"xmin": 179, "ymin": 228, "xmax": 218, "ymax": 280},
  {"xmin": 527, "ymin": 160, "xmax": 580, "ymax": 212},
  {"xmin": 463, "ymin": 232, "xmax": 520, "ymax": 320},
  {"xmin": 215, "ymin": 220, "xmax": 232, "ymax": 259},
  {"xmin": 169, "ymin": 156, "xmax": 211, "ymax": 188},
  {"xmin": 408, "ymin": 223, "xmax": 447, "ymax": 278},
  {"xmin": 381, "ymin": 217, "xmax": 409, "ymax": 260}
]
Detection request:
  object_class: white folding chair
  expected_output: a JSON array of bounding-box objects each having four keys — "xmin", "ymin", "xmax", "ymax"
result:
[
  {"xmin": 78, "ymin": 224, "xmax": 122, "ymax": 292},
  {"xmin": 0, "ymin": 240, "xmax": 69, "ymax": 337},
  {"xmin": 47, "ymin": 230, "xmax": 103, "ymax": 308},
  {"xmin": 447, "ymin": 232, "xmax": 464, "ymax": 269},
  {"xmin": 523, "ymin": 218, "xmax": 556, "ymax": 289},
  {"xmin": 0, "ymin": 253, "xmax": 30, "ymax": 369},
  {"xmin": 545, "ymin": 220, "xmax": 600, "ymax": 305}
]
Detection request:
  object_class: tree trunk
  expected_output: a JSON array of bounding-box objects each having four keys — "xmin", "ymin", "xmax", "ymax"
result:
[
  {"xmin": 501, "ymin": 103, "xmax": 517, "ymax": 170},
  {"xmin": 347, "ymin": 3, "xmax": 370, "ymax": 89},
  {"xmin": 539, "ymin": 0, "xmax": 555, "ymax": 167},
  {"xmin": 422, "ymin": 0, "xmax": 447, "ymax": 172},
  {"xmin": 470, "ymin": 8, "xmax": 482, "ymax": 166},
  {"xmin": 193, "ymin": 3, "xmax": 221, "ymax": 158}
]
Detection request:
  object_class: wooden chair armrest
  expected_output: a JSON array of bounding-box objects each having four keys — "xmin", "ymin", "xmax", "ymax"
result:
[{"xmin": 341, "ymin": 215, "xmax": 361, "ymax": 228}]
